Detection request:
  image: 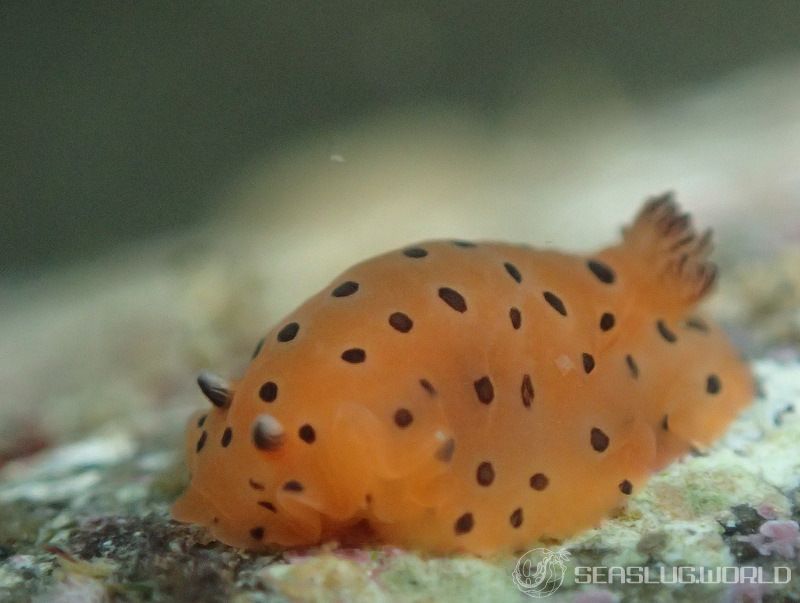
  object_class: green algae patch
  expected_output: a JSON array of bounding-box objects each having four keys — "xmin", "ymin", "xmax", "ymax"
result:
[{"xmin": 378, "ymin": 554, "xmax": 518, "ymax": 603}]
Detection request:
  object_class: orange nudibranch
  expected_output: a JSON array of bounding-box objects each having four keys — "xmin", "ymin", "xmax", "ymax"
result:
[{"xmin": 173, "ymin": 193, "xmax": 753, "ymax": 555}]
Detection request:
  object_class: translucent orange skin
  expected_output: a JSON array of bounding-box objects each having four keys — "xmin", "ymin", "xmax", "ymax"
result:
[{"xmin": 173, "ymin": 198, "xmax": 753, "ymax": 555}]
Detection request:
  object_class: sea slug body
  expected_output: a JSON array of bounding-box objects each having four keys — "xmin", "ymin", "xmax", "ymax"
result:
[{"xmin": 173, "ymin": 193, "xmax": 754, "ymax": 555}]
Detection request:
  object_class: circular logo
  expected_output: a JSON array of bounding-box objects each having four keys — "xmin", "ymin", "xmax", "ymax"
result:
[{"xmin": 512, "ymin": 548, "xmax": 571, "ymax": 598}]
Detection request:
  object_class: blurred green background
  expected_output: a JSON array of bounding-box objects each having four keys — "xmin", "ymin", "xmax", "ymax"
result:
[{"xmin": 3, "ymin": 1, "xmax": 800, "ymax": 277}]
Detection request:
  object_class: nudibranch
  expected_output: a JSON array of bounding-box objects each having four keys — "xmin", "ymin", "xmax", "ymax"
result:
[{"xmin": 173, "ymin": 194, "xmax": 753, "ymax": 555}]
